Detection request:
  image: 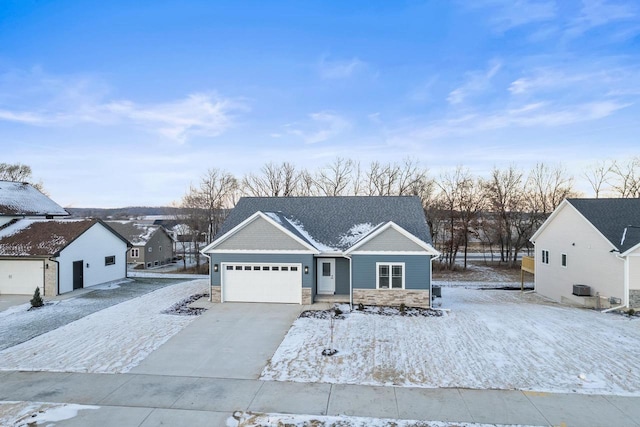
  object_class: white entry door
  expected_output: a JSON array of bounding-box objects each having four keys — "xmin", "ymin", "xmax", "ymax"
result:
[{"xmin": 317, "ymin": 258, "xmax": 335, "ymax": 294}]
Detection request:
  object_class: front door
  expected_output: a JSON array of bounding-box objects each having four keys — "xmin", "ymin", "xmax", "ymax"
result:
[
  {"xmin": 73, "ymin": 261, "xmax": 84, "ymax": 290},
  {"xmin": 316, "ymin": 258, "xmax": 335, "ymax": 294}
]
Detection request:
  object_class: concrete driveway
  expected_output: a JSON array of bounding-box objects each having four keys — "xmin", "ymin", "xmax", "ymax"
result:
[{"xmin": 130, "ymin": 302, "xmax": 303, "ymax": 379}]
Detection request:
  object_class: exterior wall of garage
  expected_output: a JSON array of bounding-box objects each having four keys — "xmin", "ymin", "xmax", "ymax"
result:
[
  {"xmin": 58, "ymin": 224, "xmax": 128, "ymax": 294},
  {"xmin": 209, "ymin": 252, "xmax": 315, "ymax": 303}
]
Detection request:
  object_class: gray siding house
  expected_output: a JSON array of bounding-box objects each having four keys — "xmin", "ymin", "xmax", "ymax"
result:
[
  {"xmin": 201, "ymin": 196, "xmax": 439, "ymax": 307},
  {"xmin": 106, "ymin": 221, "xmax": 175, "ymax": 269}
]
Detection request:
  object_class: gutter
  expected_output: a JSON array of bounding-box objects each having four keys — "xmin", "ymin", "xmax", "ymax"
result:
[{"xmin": 430, "ymin": 252, "xmax": 441, "ymax": 309}]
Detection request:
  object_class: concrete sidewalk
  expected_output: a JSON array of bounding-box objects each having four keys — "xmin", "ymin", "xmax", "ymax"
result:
[{"xmin": 1, "ymin": 371, "xmax": 639, "ymax": 426}]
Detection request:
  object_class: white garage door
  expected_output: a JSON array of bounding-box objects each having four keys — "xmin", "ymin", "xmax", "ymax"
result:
[
  {"xmin": 222, "ymin": 263, "xmax": 302, "ymax": 304},
  {"xmin": 0, "ymin": 260, "xmax": 45, "ymax": 295}
]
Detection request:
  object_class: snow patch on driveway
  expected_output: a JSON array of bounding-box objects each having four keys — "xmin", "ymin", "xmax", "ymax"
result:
[
  {"xmin": 261, "ymin": 287, "xmax": 640, "ymax": 395},
  {"xmin": 0, "ymin": 279, "xmax": 208, "ymax": 373},
  {"xmin": 0, "ymin": 401, "xmax": 98, "ymax": 426}
]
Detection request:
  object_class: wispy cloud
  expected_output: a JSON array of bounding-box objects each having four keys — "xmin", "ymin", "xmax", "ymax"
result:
[
  {"xmin": 447, "ymin": 61, "xmax": 502, "ymax": 105},
  {"xmin": 467, "ymin": 0, "xmax": 557, "ymax": 32},
  {"xmin": 318, "ymin": 56, "xmax": 367, "ymax": 79},
  {"xmin": 0, "ymin": 69, "xmax": 246, "ymax": 143},
  {"xmin": 567, "ymin": 0, "xmax": 638, "ymax": 37},
  {"xmin": 285, "ymin": 111, "xmax": 350, "ymax": 144}
]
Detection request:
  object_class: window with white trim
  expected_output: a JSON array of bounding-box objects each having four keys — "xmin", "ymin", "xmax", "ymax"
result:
[
  {"xmin": 376, "ymin": 262, "xmax": 405, "ymax": 289},
  {"xmin": 105, "ymin": 256, "xmax": 115, "ymax": 266},
  {"xmin": 561, "ymin": 253, "xmax": 567, "ymax": 267},
  {"xmin": 541, "ymin": 250, "xmax": 549, "ymax": 264},
  {"xmin": 131, "ymin": 248, "xmax": 139, "ymax": 258}
]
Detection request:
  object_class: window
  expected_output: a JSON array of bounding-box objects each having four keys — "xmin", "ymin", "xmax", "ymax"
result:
[
  {"xmin": 377, "ymin": 263, "xmax": 404, "ymax": 289},
  {"xmin": 235, "ymin": 265, "xmax": 242, "ymax": 270},
  {"xmin": 272, "ymin": 266, "xmax": 280, "ymax": 271},
  {"xmin": 291, "ymin": 266, "xmax": 298, "ymax": 271},
  {"xmin": 148, "ymin": 247, "xmax": 152, "ymax": 253},
  {"xmin": 541, "ymin": 250, "xmax": 549, "ymax": 264},
  {"xmin": 130, "ymin": 248, "xmax": 139, "ymax": 258},
  {"xmin": 105, "ymin": 256, "xmax": 115, "ymax": 266},
  {"xmin": 561, "ymin": 253, "xmax": 567, "ymax": 267},
  {"xmin": 282, "ymin": 266, "xmax": 289, "ymax": 271},
  {"xmin": 159, "ymin": 246, "xmax": 162, "ymax": 252},
  {"xmin": 262, "ymin": 266, "xmax": 269, "ymax": 270},
  {"xmin": 322, "ymin": 262, "xmax": 331, "ymax": 277},
  {"xmin": 226, "ymin": 265, "xmax": 233, "ymax": 270},
  {"xmin": 244, "ymin": 266, "xmax": 251, "ymax": 270},
  {"xmin": 253, "ymin": 266, "xmax": 261, "ymax": 270}
]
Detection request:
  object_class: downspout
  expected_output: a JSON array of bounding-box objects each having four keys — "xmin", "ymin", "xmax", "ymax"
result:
[
  {"xmin": 202, "ymin": 252, "xmax": 212, "ymax": 302},
  {"xmin": 602, "ymin": 253, "xmax": 628, "ymax": 313}
]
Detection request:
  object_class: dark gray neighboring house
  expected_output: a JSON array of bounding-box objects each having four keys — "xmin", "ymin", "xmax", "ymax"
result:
[
  {"xmin": 201, "ymin": 196, "xmax": 439, "ymax": 307},
  {"xmin": 106, "ymin": 221, "xmax": 175, "ymax": 269}
]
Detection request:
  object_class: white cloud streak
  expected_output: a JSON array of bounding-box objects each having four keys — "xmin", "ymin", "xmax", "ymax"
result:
[
  {"xmin": 318, "ymin": 56, "xmax": 367, "ymax": 79},
  {"xmin": 447, "ymin": 61, "xmax": 502, "ymax": 105},
  {"xmin": 286, "ymin": 111, "xmax": 350, "ymax": 144},
  {"xmin": 0, "ymin": 70, "xmax": 246, "ymax": 143}
]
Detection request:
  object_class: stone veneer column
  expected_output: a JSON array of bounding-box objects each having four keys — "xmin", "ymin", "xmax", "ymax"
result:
[
  {"xmin": 629, "ymin": 290, "xmax": 640, "ymax": 309},
  {"xmin": 43, "ymin": 260, "xmax": 57, "ymax": 297},
  {"xmin": 352, "ymin": 289, "xmax": 430, "ymax": 308},
  {"xmin": 210, "ymin": 285, "xmax": 221, "ymax": 303},
  {"xmin": 302, "ymin": 288, "xmax": 312, "ymax": 305}
]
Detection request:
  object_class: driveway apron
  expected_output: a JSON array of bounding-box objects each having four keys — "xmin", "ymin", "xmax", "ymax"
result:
[{"xmin": 130, "ymin": 302, "xmax": 302, "ymax": 379}]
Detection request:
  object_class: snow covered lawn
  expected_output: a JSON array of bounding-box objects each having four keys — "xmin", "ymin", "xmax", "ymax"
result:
[
  {"xmin": 0, "ymin": 279, "xmax": 208, "ymax": 373},
  {"xmin": 230, "ymin": 412, "xmax": 541, "ymax": 427},
  {"xmin": 261, "ymin": 286, "xmax": 640, "ymax": 395},
  {"xmin": 0, "ymin": 401, "xmax": 98, "ymax": 426}
]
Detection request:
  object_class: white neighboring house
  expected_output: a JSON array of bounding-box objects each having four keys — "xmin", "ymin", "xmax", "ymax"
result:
[
  {"xmin": 0, "ymin": 219, "xmax": 131, "ymax": 296},
  {"xmin": 531, "ymin": 198, "xmax": 640, "ymax": 310},
  {"xmin": 0, "ymin": 180, "xmax": 69, "ymax": 226}
]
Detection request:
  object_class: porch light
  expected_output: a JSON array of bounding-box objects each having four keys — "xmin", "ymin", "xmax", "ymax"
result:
[
  {"xmin": 304, "ymin": 266, "xmax": 309, "ymax": 274},
  {"xmin": 214, "ymin": 264, "xmax": 219, "ymax": 273}
]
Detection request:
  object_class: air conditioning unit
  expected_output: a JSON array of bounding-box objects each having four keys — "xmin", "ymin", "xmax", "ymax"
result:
[{"xmin": 573, "ymin": 284, "xmax": 591, "ymax": 296}]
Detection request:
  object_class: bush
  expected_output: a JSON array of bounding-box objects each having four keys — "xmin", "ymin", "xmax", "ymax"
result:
[
  {"xmin": 30, "ymin": 287, "xmax": 44, "ymax": 308},
  {"xmin": 357, "ymin": 302, "xmax": 365, "ymax": 311},
  {"xmin": 627, "ymin": 308, "xmax": 636, "ymax": 316},
  {"xmin": 333, "ymin": 306, "xmax": 343, "ymax": 316},
  {"xmin": 399, "ymin": 303, "xmax": 406, "ymax": 314}
]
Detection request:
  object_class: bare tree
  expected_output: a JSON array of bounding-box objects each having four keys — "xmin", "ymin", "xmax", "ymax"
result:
[
  {"xmin": 0, "ymin": 163, "xmax": 45, "ymax": 192},
  {"xmin": 482, "ymin": 166, "xmax": 526, "ymax": 267},
  {"xmin": 584, "ymin": 160, "xmax": 613, "ymax": 198},
  {"xmin": 610, "ymin": 157, "xmax": 640, "ymax": 198},
  {"xmin": 242, "ymin": 162, "xmax": 301, "ymax": 197},
  {"xmin": 314, "ymin": 157, "xmax": 353, "ymax": 196},
  {"xmin": 527, "ymin": 162, "xmax": 576, "ymax": 217}
]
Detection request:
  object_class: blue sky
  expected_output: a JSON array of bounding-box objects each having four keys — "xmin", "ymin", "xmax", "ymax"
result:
[{"xmin": 1, "ymin": 0, "xmax": 639, "ymax": 207}]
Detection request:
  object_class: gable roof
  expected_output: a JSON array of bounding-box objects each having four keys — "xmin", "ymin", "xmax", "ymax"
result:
[
  {"xmin": 532, "ymin": 198, "xmax": 640, "ymax": 254},
  {"xmin": 0, "ymin": 219, "xmax": 130, "ymax": 257},
  {"xmin": 214, "ymin": 196, "xmax": 433, "ymax": 252},
  {"xmin": 567, "ymin": 198, "xmax": 640, "ymax": 254},
  {"xmin": 0, "ymin": 181, "xmax": 68, "ymax": 217},
  {"xmin": 105, "ymin": 221, "xmax": 174, "ymax": 246}
]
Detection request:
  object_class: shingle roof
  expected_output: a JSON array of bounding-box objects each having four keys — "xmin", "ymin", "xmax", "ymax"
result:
[
  {"xmin": 106, "ymin": 221, "xmax": 171, "ymax": 246},
  {"xmin": 568, "ymin": 198, "xmax": 640, "ymax": 253},
  {"xmin": 0, "ymin": 181, "xmax": 69, "ymax": 217},
  {"xmin": 216, "ymin": 196, "xmax": 432, "ymax": 251},
  {"xmin": 0, "ymin": 219, "xmax": 98, "ymax": 256}
]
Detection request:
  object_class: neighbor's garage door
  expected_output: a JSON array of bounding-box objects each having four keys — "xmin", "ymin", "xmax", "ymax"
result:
[
  {"xmin": 0, "ymin": 260, "xmax": 44, "ymax": 295},
  {"xmin": 222, "ymin": 263, "xmax": 302, "ymax": 303}
]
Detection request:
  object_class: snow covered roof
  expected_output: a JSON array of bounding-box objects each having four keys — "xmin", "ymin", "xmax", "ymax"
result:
[
  {"xmin": 106, "ymin": 221, "xmax": 173, "ymax": 246},
  {"xmin": 0, "ymin": 181, "xmax": 68, "ymax": 217},
  {"xmin": 0, "ymin": 219, "xmax": 98, "ymax": 256},
  {"xmin": 215, "ymin": 196, "xmax": 433, "ymax": 252}
]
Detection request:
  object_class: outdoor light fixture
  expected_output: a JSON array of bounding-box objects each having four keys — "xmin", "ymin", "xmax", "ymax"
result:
[
  {"xmin": 86, "ymin": 263, "xmax": 90, "ymax": 268},
  {"xmin": 45, "ymin": 263, "xmax": 49, "ymax": 269},
  {"xmin": 214, "ymin": 264, "xmax": 219, "ymax": 273},
  {"xmin": 304, "ymin": 266, "xmax": 309, "ymax": 274}
]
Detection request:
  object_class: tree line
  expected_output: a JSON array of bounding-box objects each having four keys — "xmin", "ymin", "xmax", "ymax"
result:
[{"xmin": 177, "ymin": 156, "xmax": 640, "ymax": 271}]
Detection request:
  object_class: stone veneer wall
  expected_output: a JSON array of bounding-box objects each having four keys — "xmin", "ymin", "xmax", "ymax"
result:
[
  {"xmin": 302, "ymin": 288, "xmax": 312, "ymax": 305},
  {"xmin": 630, "ymin": 290, "xmax": 640, "ymax": 309},
  {"xmin": 353, "ymin": 289, "xmax": 430, "ymax": 308},
  {"xmin": 44, "ymin": 261, "xmax": 57, "ymax": 297},
  {"xmin": 210, "ymin": 285, "xmax": 221, "ymax": 303}
]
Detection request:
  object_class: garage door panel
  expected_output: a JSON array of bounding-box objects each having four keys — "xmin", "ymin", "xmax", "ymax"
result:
[
  {"xmin": 222, "ymin": 263, "xmax": 302, "ymax": 304},
  {"xmin": 0, "ymin": 260, "xmax": 44, "ymax": 295}
]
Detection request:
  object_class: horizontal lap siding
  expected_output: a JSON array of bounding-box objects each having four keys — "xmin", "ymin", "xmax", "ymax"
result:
[
  {"xmin": 215, "ymin": 217, "xmax": 308, "ymax": 251},
  {"xmin": 335, "ymin": 257, "xmax": 350, "ymax": 295},
  {"xmin": 356, "ymin": 227, "xmax": 427, "ymax": 252},
  {"xmin": 210, "ymin": 253, "xmax": 314, "ymax": 288},
  {"xmin": 351, "ymin": 254, "xmax": 431, "ymax": 290}
]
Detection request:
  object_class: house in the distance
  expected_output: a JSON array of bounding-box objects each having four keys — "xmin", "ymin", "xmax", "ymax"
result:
[
  {"xmin": 202, "ymin": 196, "xmax": 439, "ymax": 307},
  {"xmin": 106, "ymin": 221, "xmax": 175, "ymax": 269},
  {"xmin": 0, "ymin": 219, "xmax": 130, "ymax": 296},
  {"xmin": 531, "ymin": 198, "xmax": 640, "ymax": 309}
]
